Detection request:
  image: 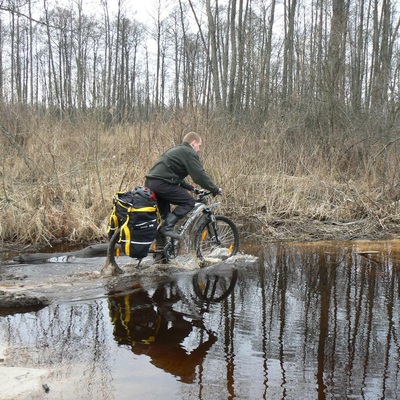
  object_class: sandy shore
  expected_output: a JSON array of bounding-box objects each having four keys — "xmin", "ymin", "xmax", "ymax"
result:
[{"xmin": 0, "ymin": 344, "xmax": 49, "ymax": 400}]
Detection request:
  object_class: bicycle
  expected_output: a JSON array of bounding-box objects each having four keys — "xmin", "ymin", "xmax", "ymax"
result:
[{"xmin": 106, "ymin": 189, "xmax": 239, "ymax": 273}]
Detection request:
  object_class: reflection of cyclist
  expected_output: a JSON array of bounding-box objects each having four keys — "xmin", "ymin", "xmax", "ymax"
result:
[
  {"xmin": 145, "ymin": 132, "xmax": 222, "ymax": 240},
  {"xmin": 109, "ymin": 285, "xmax": 216, "ymax": 383}
]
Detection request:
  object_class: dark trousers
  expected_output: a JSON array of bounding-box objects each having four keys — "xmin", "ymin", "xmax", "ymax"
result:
[{"xmin": 145, "ymin": 178, "xmax": 195, "ymax": 219}]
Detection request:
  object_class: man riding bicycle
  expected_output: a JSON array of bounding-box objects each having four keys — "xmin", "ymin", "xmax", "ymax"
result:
[{"xmin": 145, "ymin": 132, "xmax": 222, "ymax": 240}]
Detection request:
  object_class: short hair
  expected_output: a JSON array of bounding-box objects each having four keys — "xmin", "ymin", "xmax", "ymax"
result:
[{"xmin": 183, "ymin": 132, "xmax": 201, "ymax": 143}]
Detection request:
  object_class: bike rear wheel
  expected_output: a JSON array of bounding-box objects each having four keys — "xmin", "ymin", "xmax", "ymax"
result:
[{"xmin": 194, "ymin": 215, "xmax": 239, "ymax": 262}]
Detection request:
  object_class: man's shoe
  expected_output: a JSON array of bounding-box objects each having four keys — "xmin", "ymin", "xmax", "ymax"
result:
[
  {"xmin": 160, "ymin": 213, "xmax": 182, "ymax": 240},
  {"xmin": 160, "ymin": 227, "xmax": 181, "ymax": 240}
]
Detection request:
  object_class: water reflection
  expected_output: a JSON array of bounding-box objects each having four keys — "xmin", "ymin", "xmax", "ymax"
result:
[
  {"xmin": 252, "ymin": 242, "xmax": 400, "ymax": 399},
  {"xmin": 108, "ymin": 267, "xmax": 237, "ymax": 384},
  {"xmin": 0, "ymin": 242, "xmax": 399, "ymax": 399}
]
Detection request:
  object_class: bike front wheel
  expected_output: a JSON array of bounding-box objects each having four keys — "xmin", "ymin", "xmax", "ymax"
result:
[{"xmin": 194, "ymin": 215, "xmax": 239, "ymax": 262}]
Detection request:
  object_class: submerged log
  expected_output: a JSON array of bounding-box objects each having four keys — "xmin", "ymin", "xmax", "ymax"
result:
[
  {"xmin": 13, "ymin": 244, "xmax": 109, "ymax": 264},
  {"xmin": 12, "ymin": 243, "xmax": 125, "ymax": 277}
]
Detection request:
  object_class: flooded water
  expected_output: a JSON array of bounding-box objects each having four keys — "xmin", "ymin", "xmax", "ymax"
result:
[{"xmin": 1, "ymin": 240, "xmax": 400, "ymax": 399}]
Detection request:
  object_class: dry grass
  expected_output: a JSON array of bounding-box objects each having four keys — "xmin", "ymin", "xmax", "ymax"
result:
[{"xmin": 1, "ymin": 107, "xmax": 400, "ymax": 246}]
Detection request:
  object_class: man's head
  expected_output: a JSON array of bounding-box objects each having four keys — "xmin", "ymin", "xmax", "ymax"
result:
[{"xmin": 183, "ymin": 132, "xmax": 202, "ymax": 153}]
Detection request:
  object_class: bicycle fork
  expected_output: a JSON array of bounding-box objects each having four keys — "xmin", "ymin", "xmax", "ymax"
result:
[{"xmin": 202, "ymin": 214, "xmax": 222, "ymax": 245}]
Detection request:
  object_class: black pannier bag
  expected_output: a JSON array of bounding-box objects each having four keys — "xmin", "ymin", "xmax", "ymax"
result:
[{"xmin": 107, "ymin": 186, "xmax": 160, "ymax": 259}]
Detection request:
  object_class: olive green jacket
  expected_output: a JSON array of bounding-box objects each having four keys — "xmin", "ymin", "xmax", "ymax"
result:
[{"xmin": 146, "ymin": 143, "xmax": 219, "ymax": 193}]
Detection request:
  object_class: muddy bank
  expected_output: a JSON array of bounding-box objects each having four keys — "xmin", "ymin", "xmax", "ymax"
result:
[
  {"xmin": 0, "ymin": 292, "xmax": 50, "ymax": 317},
  {"xmin": 244, "ymin": 215, "xmax": 400, "ymax": 242}
]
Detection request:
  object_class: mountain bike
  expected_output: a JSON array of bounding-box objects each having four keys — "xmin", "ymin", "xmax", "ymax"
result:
[{"xmin": 106, "ymin": 189, "xmax": 239, "ymax": 273}]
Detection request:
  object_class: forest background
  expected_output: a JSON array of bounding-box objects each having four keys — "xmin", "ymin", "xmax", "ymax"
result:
[{"xmin": 1, "ymin": 0, "xmax": 400, "ymax": 247}]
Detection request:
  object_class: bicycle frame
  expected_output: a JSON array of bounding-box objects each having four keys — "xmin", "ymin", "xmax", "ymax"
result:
[
  {"xmin": 177, "ymin": 200, "xmax": 221, "ymax": 237},
  {"xmin": 149, "ymin": 197, "xmax": 221, "ymax": 258}
]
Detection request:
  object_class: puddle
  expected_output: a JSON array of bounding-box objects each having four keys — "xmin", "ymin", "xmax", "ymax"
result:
[{"xmin": 1, "ymin": 241, "xmax": 400, "ymax": 399}]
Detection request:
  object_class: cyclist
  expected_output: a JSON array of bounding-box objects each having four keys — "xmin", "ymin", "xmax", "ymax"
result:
[{"xmin": 145, "ymin": 132, "xmax": 222, "ymax": 240}]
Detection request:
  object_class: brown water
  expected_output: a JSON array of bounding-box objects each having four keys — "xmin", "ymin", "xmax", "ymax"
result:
[{"xmin": 1, "ymin": 240, "xmax": 400, "ymax": 399}]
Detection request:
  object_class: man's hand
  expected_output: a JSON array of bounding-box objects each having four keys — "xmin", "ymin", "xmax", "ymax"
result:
[{"xmin": 194, "ymin": 187, "xmax": 222, "ymax": 196}]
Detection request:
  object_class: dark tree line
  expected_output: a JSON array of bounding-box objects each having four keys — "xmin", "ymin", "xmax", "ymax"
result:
[{"xmin": 0, "ymin": 0, "xmax": 399, "ymax": 129}]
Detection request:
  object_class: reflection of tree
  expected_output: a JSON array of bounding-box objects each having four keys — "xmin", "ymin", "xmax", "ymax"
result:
[
  {"xmin": 0, "ymin": 301, "xmax": 115, "ymax": 399},
  {"xmin": 251, "ymin": 242, "xmax": 400, "ymax": 399}
]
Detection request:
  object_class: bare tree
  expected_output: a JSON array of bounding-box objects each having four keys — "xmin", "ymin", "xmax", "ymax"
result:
[
  {"xmin": 0, "ymin": 0, "xmax": 399, "ymax": 128},
  {"xmin": 324, "ymin": 0, "xmax": 350, "ymax": 132},
  {"xmin": 206, "ymin": 0, "xmax": 222, "ymax": 107},
  {"xmin": 282, "ymin": 0, "xmax": 297, "ymax": 106}
]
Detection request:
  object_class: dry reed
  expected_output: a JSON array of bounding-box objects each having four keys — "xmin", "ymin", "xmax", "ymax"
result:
[{"xmin": 1, "ymin": 108, "xmax": 400, "ymax": 246}]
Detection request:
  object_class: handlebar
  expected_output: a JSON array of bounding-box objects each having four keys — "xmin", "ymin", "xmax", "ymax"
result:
[
  {"xmin": 193, "ymin": 188, "xmax": 209, "ymax": 196},
  {"xmin": 193, "ymin": 188, "xmax": 213, "ymax": 202}
]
